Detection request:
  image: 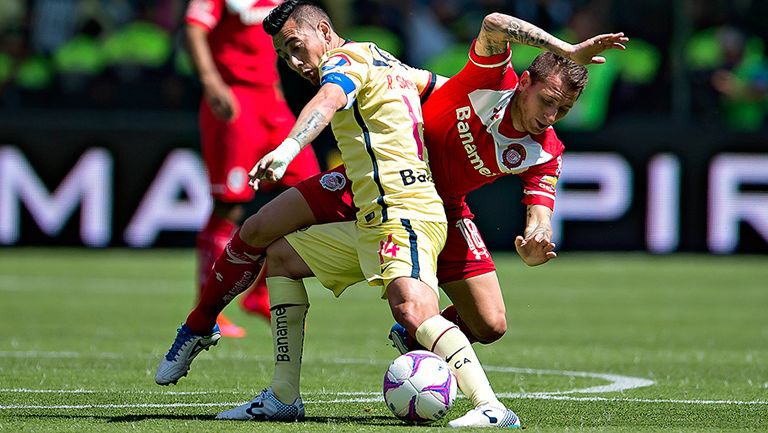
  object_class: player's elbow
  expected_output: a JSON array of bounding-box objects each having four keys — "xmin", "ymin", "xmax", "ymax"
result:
[{"xmin": 482, "ymin": 13, "xmax": 507, "ymax": 33}]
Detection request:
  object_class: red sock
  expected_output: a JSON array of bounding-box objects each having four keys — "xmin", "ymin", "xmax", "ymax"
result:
[
  {"xmin": 186, "ymin": 229, "xmax": 266, "ymax": 335},
  {"xmin": 195, "ymin": 215, "xmax": 237, "ymax": 296},
  {"xmin": 440, "ymin": 304, "xmax": 478, "ymax": 343}
]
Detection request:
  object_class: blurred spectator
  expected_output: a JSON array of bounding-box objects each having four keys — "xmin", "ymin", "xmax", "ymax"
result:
[
  {"xmin": 30, "ymin": 0, "xmax": 81, "ymax": 54},
  {"xmin": 556, "ymin": 5, "xmax": 660, "ymax": 131},
  {"xmin": 1, "ymin": 0, "xmax": 766, "ymax": 132},
  {"xmin": 404, "ymin": 0, "xmax": 457, "ymax": 66},
  {"xmin": 512, "ymin": 0, "xmax": 574, "ymax": 32},
  {"xmin": 687, "ymin": 25, "xmax": 768, "ymax": 131}
]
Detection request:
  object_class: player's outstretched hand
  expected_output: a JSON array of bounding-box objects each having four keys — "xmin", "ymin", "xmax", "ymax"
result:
[
  {"xmin": 248, "ymin": 138, "xmax": 301, "ymax": 191},
  {"xmin": 248, "ymin": 152, "xmax": 279, "ymax": 191},
  {"xmin": 568, "ymin": 32, "xmax": 629, "ymax": 65},
  {"xmin": 514, "ymin": 234, "xmax": 557, "ymax": 266}
]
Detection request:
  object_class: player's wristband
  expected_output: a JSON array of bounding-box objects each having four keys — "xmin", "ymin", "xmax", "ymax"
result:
[
  {"xmin": 269, "ymin": 137, "xmax": 302, "ymax": 180},
  {"xmin": 273, "ymin": 137, "xmax": 302, "ymax": 165}
]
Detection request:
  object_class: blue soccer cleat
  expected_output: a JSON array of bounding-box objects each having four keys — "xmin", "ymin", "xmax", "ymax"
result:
[
  {"xmin": 388, "ymin": 322, "xmax": 427, "ymax": 354},
  {"xmin": 155, "ymin": 324, "xmax": 221, "ymax": 385}
]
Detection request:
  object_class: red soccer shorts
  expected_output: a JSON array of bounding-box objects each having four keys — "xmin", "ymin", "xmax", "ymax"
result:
[
  {"xmin": 295, "ymin": 166, "xmax": 496, "ymax": 284},
  {"xmin": 199, "ymin": 84, "xmax": 320, "ymax": 202}
]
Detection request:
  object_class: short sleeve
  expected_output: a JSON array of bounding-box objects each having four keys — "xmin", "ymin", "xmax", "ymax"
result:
[
  {"xmin": 319, "ymin": 49, "xmax": 367, "ymax": 110},
  {"xmin": 453, "ymin": 39, "xmax": 516, "ymax": 89},
  {"xmin": 519, "ymin": 155, "xmax": 561, "ymax": 210},
  {"xmin": 185, "ymin": 0, "xmax": 223, "ymax": 31}
]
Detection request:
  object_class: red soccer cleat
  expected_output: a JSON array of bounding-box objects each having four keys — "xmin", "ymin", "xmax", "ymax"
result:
[
  {"xmin": 240, "ymin": 282, "xmax": 272, "ymax": 321},
  {"xmin": 216, "ymin": 313, "xmax": 246, "ymax": 338}
]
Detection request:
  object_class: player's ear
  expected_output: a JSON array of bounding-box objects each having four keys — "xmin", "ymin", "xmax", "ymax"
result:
[
  {"xmin": 317, "ymin": 20, "xmax": 332, "ymax": 44},
  {"xmin": 518, "ymin": 70, "xmax": 532, "ymax": 91}
]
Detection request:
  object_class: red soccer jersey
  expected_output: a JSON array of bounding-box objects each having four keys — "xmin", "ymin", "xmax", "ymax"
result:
[
  {"xmin": 422, "ymin": 40, "xmax": 564, "ymax": 218},
  {"xmin": 185, "ymin": 0, "xmax": 282, "ymax": 87}
]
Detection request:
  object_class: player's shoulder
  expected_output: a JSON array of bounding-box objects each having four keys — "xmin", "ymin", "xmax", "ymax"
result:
[
  {"xmin": 323, "ymin": 41, "xmax": 377, "ymax": 64},
  {"xmin": 537, "ymin": 127, "xmax": 565, "ymax": 155}
]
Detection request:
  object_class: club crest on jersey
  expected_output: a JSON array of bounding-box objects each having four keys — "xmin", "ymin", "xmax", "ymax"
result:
[
  {"xmin": 319, "ymin": 171, "xmax": 346, "ymax": 191},
  {"xmin": 501, "ymin": 143, "xmax": 526, "ymax": 169},
  {"xmin": 321, "ymin": 54, "xmax": 351, "ymax": 72}
]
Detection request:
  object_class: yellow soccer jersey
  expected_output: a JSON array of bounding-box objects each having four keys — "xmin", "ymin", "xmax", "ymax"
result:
[{"xmin": 318, "ymin": 42, "xmax": 446, "ymax": 226}]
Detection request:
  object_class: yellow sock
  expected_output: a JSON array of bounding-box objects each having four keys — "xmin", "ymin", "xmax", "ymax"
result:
[
  {"xmin": 415, "ymin": 315, "xmax": 500, "ymax": 408},
  {"xmin": 267, "ymin": 276, "xmax": 309, "ymax": 404}
]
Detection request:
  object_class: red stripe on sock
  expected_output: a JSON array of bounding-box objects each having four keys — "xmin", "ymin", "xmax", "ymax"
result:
[{"xmin": 430, "ymin": 325, "xmax": 459, "ymax": 352}]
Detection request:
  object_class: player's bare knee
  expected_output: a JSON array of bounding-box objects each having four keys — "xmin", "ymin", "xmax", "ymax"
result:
[
  {"xmin": 470, "ymin": 313, "xmax": 507, "ymax": 344},
  {"xmin": 266, "ymin": 239, "xmax": 305, "ymax": 279},
  {"xmin": 240, "ymin": 213, "xmax": 272, "ymax": 247},
  {"xmin": 391, "ymin": 301, "xmax": 434, "ymax": 334}
]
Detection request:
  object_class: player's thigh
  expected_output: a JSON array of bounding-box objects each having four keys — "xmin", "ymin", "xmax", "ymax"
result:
[
  {"xmin": 285, "ymin": 221, "xmax": 364, "ymax": 296},
  {"xmin": 240, "ymin": 188, "xmax": 317, "ymax": 247},
  {"xmin": 293, "ymin": 165, "xmax": 356, "ymax": 224},
  {"xmin": 437, "ymin": 216, "xmax": 506, "ymax": 337},
  {"xmin": 437, "ymin": 217, "xmax": 496, "ymax": 284},
  {"xmin": 358, "ymin": 219, "xmax": 447, "ymax": 298},
  {"xmin": 441, "ymin": 272, "xmax": 506, "ymax": 337}
]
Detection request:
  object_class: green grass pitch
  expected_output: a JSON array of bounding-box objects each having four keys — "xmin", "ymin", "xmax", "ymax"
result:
[{"xmin": 0, "ymin": 248, "xmax": 766, "ymax": 432}]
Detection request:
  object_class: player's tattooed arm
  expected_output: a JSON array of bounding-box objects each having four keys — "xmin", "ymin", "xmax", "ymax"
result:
[
  {"xmin": 477, "ymin": 13, "xmax": 629, "ymax": 65},
  {"xmin": 248, "ymin": 83, "xmax": 347, "ymax": 187},
  {"xmin": 476, "ymin": 13, "xmax": 571, "ymax": 57},
  {"xmin": 288, "ymin": 83, "xmax": 347, "ymax": 147},
  {"xmin": 293, "ymin": 111, "xmax": 326, "ymax": 145},
  {"xmin": 523, "ymin": 205, "xmax": 554, "ymax": 241}
]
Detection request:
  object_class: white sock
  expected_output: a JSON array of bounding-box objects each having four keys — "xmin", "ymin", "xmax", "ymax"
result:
[{"xmin": 415, "ymin": 315, "xmax": 501, "ymax": 408}]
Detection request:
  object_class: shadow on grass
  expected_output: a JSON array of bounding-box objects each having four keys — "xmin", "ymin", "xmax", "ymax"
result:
[
  {"xmin": 10, "ymin": 413, "xmax": 400, "ymax": 426},
  {"xmin": 108, "ymin": 414, "xmax": 399, "ymax": 425}
]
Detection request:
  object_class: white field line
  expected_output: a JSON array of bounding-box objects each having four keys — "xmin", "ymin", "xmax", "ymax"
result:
[
  {"xmin": 2, "ymin": 394, "xmax": 767, "ymax": 410},
  {"xmin": 0, "ymin": 403, "xmax": 244, "ymax": 410},
  {"xmin": 0, "ymin": 388, "xmax": 237, "ymax": 395},
  {"xmin": 484, "ymin": 365, "xmax": 656, "ymax": 395},
  {"xmin": 1, "ymin": 350, "xmax": 765, "ymax": 408},
  {"xmin": 0, "ymin": 351, "xmax": 654, "ymax": 395}
]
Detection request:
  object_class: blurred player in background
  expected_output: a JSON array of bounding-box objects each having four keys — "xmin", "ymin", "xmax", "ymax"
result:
[{"xmin": 184, "ymin": 0, "xmax": 321, "ymax": 337}]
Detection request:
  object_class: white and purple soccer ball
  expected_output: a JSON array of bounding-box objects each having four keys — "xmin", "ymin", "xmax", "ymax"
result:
[{"xmin": 383, "ymin": 350, "xmax": 457, "ymax": 423}]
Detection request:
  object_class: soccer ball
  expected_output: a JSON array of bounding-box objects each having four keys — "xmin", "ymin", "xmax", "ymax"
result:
[{"xmin": 383, "ymin": 350, "xmax": 457, "ymax": 423}]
